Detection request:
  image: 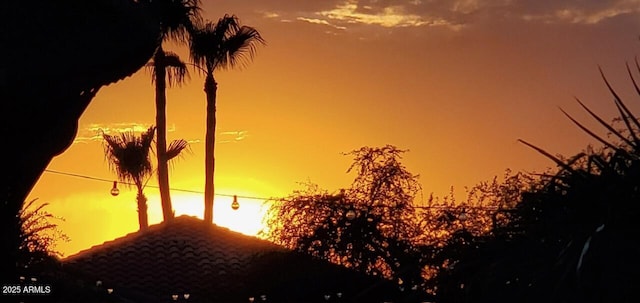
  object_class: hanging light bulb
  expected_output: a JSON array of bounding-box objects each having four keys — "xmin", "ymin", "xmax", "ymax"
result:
[
  {"xmin": 110, "ymin": 181, "xmax": 120, "ymax": 196},
  {"xmin": 231, "ymin": 195, "xmax": 240, "ymax": 210}
]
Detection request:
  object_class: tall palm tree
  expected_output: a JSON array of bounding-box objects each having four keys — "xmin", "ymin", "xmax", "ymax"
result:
[
  {"xmin": 189, "ymin": 15, "xmax": 265, "ymax": 224},
  {"xmin": 142, "ymin": 0, "xmax": 201, "ymax": 222},
  {"xmin": 103, "ymin": 127, "xmax": 157, "ymax": 230},
  {"xmin": 148, "ymin": 50, "xmax": 189, "ymax": 222}
]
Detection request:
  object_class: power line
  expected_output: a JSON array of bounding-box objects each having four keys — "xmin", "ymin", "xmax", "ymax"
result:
[
  {"xmin": 43, "ymin": 169, "xmax": 269, "ymax": 201},
  {"xmin": 43, "ymin": 169, "xmax": 505, "ymax": 211}
]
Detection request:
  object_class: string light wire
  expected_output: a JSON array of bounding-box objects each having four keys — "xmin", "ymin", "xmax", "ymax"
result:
[
  {"xmin": 43, "ymin": 169, "xmax": 267, "ymax": 201},
  {"xmin": 42, "ymin": 169, "xmax": 504, "ymax": 211}
]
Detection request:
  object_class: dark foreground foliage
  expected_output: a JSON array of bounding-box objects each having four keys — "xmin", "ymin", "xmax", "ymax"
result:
[
  {"xmin": 265, "ymin": 61, "xmax": 640, "ymax": 303},
  {"xmin": 17, "ymin": 199, "xmax": 68, "ymax": 271},
  {"xmin": 428, "ymin": 61, "xmax": 640, "ymax": 303}
]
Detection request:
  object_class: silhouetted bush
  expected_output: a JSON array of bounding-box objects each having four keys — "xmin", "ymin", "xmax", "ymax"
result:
[
  {"xmin": 264, "ymin": 146, "xmax": 431, "ymax": 300},
  {"xmin": 428, "ymin": 61, "xmax": 640, "ymax": 303}
]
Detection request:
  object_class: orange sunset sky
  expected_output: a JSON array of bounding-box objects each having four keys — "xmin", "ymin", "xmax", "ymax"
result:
[{"xmin": 28, "ymin": 0, "xmax": 640, "ymax": 256}]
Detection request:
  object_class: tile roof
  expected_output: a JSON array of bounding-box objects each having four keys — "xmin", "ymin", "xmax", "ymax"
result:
[{"xmin": 63, "ymin": 215, "xmax": 403, "ymax": 302}]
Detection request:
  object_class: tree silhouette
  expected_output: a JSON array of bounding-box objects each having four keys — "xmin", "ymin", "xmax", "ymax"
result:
[
  {"xmin": 103, "ymin": 126, "xmax": 188, "ymax": 230},
  {"xmin": 189, "ymin": 14, "xmax": 265, "ymax": 224},
  {"xmin": 421, "ymin": 171, "xmax": 539, "ymax": 302},
  {"xmin": 264, "ymin": 146, "xmax": 429, "ymax": 298},
  {"xmin": 142, "ymin": 0, "xmax": 202, "ymax": 222},
  {"xmin": 103, "ymin": 127, "xmax": 157, "ymax": 230},
  {"xmin": 17, "ymin": 199, "xmax": 68, "ymax": 271}
]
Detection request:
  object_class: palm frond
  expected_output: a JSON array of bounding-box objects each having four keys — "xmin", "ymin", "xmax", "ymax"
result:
[
  {"xmin": 223, "ymin": 26, "xmax": 266, "ymax": 70},
  {"xmin": 141, "ymin": 126, "xmax": 157, "ymax": 150},
  {"xmin": 625, "ymin": 60, "xmax": 640, "ymax": 97},
  {"xmin": 147, "ymin": 50, "xmax": 190, "ymax": 86},
  {"xmin": 518, "ymin": 139, "xmax": 582, "ymax": 175},
  {"xmin": 600, "ymin": 66, "xmax": 640, "ymax": 131},
  {"xmin": 142, "ymin": 0, "xmax": 202, "ymax": 43},
  {"xmin": 163, "ymin": 51, "xmax": 190, "ymax": 87},
  {"xmin": 190, "ymin": 18, "xmax": 239, "ymax": 70},
  {"xmin": 188, "ymin": 23, "xmax": 216, "ymax": 70},
  {"xmin": 146, "ymin": 57, "xmax": 159, "ymax": 84},
  {"xmin": 559, "ymin": 107, "xmax": 625, "ymax": 153},
  {"xmin": 103, "ymin": 126, "xmax": 156, "ymax": 187},
  {"xmin": 213, "ymin": 14, "xmax": 241, "ymax": 43},
  {"xmin": 573, "ymin": 98, "xmax": 636, "ymax": 148},
  {"xmin": 189, "ymin": 15, "xmax": 264, "ymax": 72},
  {"xmin": 601, "ymin": 63, "xmax": 640, "ymax": 148},
  {"xmin": 166, "ymin": 139, "xmax": 189, "ymax": 161}
]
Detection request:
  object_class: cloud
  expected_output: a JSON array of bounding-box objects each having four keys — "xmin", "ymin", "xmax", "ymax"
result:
[
  {"xmin": 296, "ymin": 17, "xmax": 347, "ymax": 29},
  {"xmin": 255, "ymin": 0, "xmax": 463, "ymax": 31},
  {"xmin": 317, "ymin": 1, "xmax": 433, "ymax": 28},
  {"xmin": 258, "ymin": 0, "xmax": 639, "ymax": 32},
  {"xmin": 520, "ymin": 1, "xmax": 640, "ymax": 24},
  {"xmin": 73, "ymin": 122, "xmax": 177, "ymax": 144},
  {"xmin": 262, "ymin": 11, "xmax": 281, "ymax": 19},
  {"xmin": 454, "ymin": 0, "xmax": 640, "ymax": 25},
  {"xmin": 218, "ymin": 130, "xmax": 249, "ymax": 144}
]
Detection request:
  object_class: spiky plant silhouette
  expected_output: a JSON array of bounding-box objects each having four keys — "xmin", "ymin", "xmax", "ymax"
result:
[
  {"xmin": 513, "ymin": 59, "xmax": 640, "ymax": 303},
  {"xmin": 430, "ymin": 59, "xmax": 640, "ymax": 303}
]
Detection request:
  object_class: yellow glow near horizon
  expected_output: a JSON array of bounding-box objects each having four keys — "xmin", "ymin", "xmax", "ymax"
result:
[
  {"xmin": 172, "ymin": 193, "xmax": 268, "ymax": 236},
  {"xmin": 26, "ymin": 3, "xmax": 638, "ymax": 261},
  {"xmin": 43, "ymin": 188, "xmax": 273, "ymax": 257}
]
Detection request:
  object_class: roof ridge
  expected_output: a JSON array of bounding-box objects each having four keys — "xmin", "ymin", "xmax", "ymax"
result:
[
  {"xmin": 60, "ymin": 215, "xmax": 404, "ymax": 302},
  {"xmin": 63, "ymin": 215, "xmax": 282, "ymax": 261}
]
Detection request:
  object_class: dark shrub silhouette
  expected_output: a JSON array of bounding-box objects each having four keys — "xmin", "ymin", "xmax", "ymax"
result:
[
  {"xmin": 264, "ymin": 146, "xmax": 430, "ymax": 301},
  {"xmin": 429, "ymin": 61, "xmax": 640, "ymax": 303}
]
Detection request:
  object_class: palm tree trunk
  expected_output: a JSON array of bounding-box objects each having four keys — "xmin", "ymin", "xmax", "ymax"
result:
[
  {"xmin": 154, "ymin": 47, "xmax": 174, "ymax": 222},
  {"xmin": 136, "ymin": 186, "xmax": 149, "ymax": 230},
  {"xmin": 203, "ymin": 72, "xmax": 218, "ymax": 224}
]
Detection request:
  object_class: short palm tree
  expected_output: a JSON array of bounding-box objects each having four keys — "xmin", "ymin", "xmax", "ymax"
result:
[
  {"xmin": 189, "ymin": 14, "xmax": 265, "ymax": 224},
  {"xmin": 103, "ymin": 126, "xmax": 157, "ymax": 230},
  {"xmin": 103, "ymin": 126, "xmax": 188, "ymax": 230},
  {"xmin": 142, "ymin": 0, "xmax": 201, "ymax": 222}
]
